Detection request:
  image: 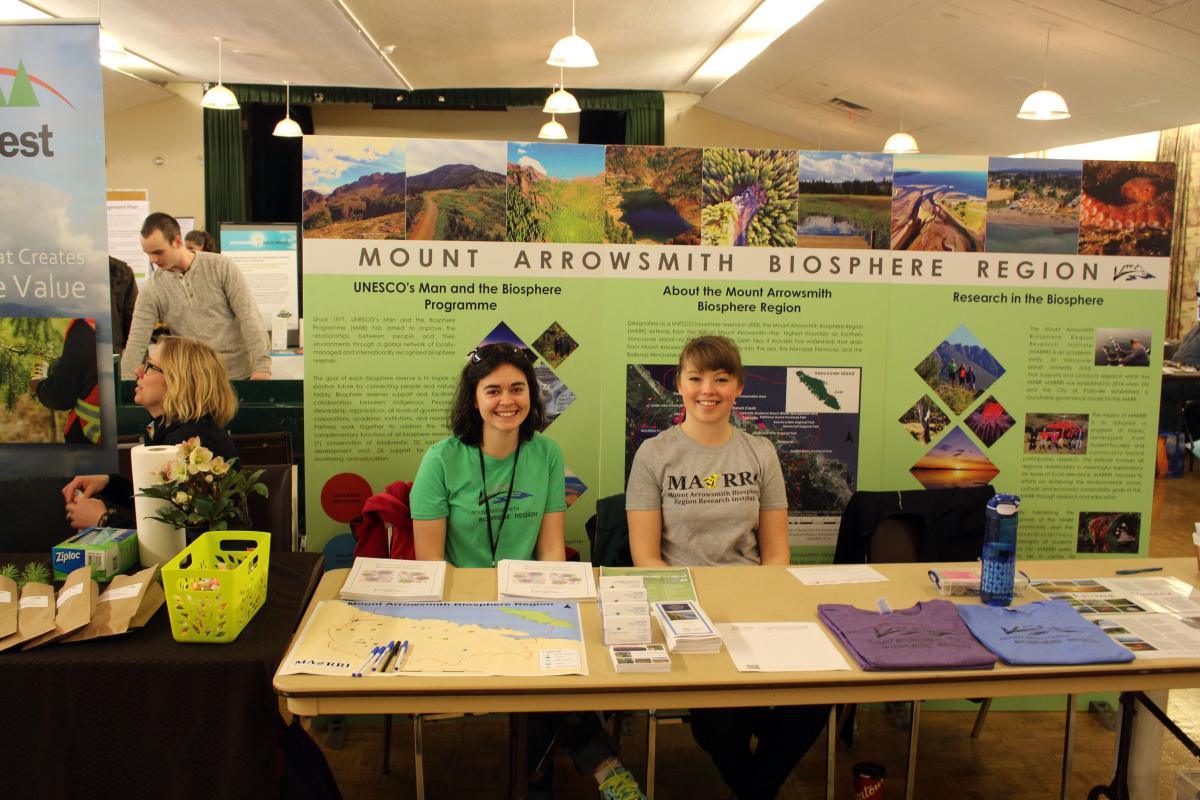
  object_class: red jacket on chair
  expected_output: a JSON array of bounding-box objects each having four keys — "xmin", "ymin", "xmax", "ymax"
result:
[{"xmin": 351, "ymin": 481, "xmax": 415, "ymax": 560}]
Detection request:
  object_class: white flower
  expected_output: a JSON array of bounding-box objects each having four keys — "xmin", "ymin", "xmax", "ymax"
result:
[
  {"xmin": 210, "ymin": 457, "xmax": 230, "ymax": 476},
  {"xmin": 172, "ymin": 491, "xmax": 190, "ymax": 505}
]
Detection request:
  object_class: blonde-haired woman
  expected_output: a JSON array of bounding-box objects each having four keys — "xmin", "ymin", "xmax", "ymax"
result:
[{"xmin": 62, "ymin": 336, "xmax": 240, "ymax": 529}]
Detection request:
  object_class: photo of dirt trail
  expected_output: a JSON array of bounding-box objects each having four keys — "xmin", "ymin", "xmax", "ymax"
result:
[
  {"xmin": 0, "ymin": 317, "xmax": 79, "ymax": 444},
  {"xmin": 891, "ymin": 154, "xmax": 988, "ymax": 251},
  {"xmin": 507, "ymin": 142, "xmax": 605, "ymax": 243},
  {"xmin": 604, "ymin": 145, "xmax": 701, "ymax": 245},
  {"xmin": 985, "ymin": 157, "xmax": 1081, "ymax": 254},
  {"xmin": 702, "ymin": 148, "xmax": 798, "ymax": 247},
  {"xmin": 406, "ymin": 139, "xmax": 506, "ymax": 241},
  {"xmin": 1079, "ymin": 160, "xmax": 1176, "ymax": 257},
  {"xmin": 302, "ymin": 136, "xmax": 407, "ymax": 240},
  {"xmin": 797, "ymin": 151, "xmax": 892, "ymax": 249}
]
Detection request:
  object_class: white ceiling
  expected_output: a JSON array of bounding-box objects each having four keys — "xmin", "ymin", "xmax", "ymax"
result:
[{"xmin": 35, "ymin": 0, "xmax": 1200, "ymax": 154}]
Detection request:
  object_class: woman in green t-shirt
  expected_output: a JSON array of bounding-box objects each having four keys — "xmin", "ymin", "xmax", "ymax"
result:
[{"xmin": 411, "ymin": 342, "xmax": 644, "ymax": 800}]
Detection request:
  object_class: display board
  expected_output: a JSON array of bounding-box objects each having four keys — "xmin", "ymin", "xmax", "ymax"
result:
[
  {"xmin": 105, "ymin": 189, "xmax": 149, "ymax": 279},
  {"xmin": 0, "ymin": 22, "xmax": 116, "ymax": 478},
  {"xmin": 301, "ymin": 136, "xmax": 1173, "ymax": 562},
  {"xmin": 219, "ymin": 222, "xmax": 301, "ymax": 331}
]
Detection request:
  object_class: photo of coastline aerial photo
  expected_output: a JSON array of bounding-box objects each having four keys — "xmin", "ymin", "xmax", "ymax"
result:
[
  {"xmin": 1079, "ymin": 160, "xmax": 1176, "ymax": 257},
  {"xmin": 891, "ymin": 154, "xmax": 988, "ymax": 251},
  {"xmin": 797, "ymin": 151, "xmax": 892, "ymax": 249},
  {"xmin": 301, "ymin": 136, "xmax": 406, "ymax": 239},
  {"xmin": 702, "ymin": 148, "xmax": 798, "ymax": 247},
  {"xmin": 985, "ymin": 157, "xmax": 1081, "ymax": 254},
  {"xmin": 909, "ymin": 426, "xmax": 999, "ymax": 489},
  {"xmin": 604, "ymin": 145, "xmax": 701, "ymax": 245},
  {"xmin": 405, "ymin": 138, "xmax": 505, "ymax": 241},
  {"xmin": 507, "ymin": 142, "xmax": 604, "ymax": 243}
]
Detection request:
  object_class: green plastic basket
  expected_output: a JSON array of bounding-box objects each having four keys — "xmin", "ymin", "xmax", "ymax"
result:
[{"xmin": 161, "ymin": 531, "xmax": 271, "ymax": 643}]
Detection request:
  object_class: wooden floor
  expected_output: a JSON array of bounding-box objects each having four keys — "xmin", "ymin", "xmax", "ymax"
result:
[{"xmin": 306, "ymin": 470, "xmax": 1200, "ymax": 799}]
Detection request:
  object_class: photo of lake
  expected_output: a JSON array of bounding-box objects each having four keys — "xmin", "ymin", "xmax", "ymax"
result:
[
  {"xmin": 604, "ymin": 146, "xmax": 701, "ymax": 245},
  {"xmin": 909, "ymin": 427, "xmax": 999, "ymax": 489},
  {"xmin": 797, "ymin": 151, "xmax": 892, "ymax": 249}
]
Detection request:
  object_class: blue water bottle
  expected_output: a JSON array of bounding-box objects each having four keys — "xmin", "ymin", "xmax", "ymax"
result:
[{"xmin": 980, "ymin": 494, "xmax": 1020, "ymax": 607}]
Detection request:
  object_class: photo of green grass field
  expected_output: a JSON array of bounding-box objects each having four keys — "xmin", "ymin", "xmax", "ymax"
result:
[
  {"xmin": 797, "ymin": 151, "xmax": 892, "ymax": 249},
  {"xmin": 507, "ymin": 142, "xmax": 604, "ymax": 243}
]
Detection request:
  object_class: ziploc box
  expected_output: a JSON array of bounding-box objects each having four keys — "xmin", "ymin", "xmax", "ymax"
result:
[{"xmin": 52, "ymin": 527, "xmax": 139, "ymax": 581}]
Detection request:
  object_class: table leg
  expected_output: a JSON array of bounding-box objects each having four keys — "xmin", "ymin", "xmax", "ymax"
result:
[
  {"xmin": 1061, "ymin": 694, "xmax": 1076, "ymax": 800},
  {"xmin": 647, "ymin": 710, "xmax": 658, "ymax": 800},
  {"xmin": 509, "ymin": 713, "xmax": 528, "ymax": 800},
  {"xmin": 413, "ymin": 714, "xmax": 425, "ymax": 800},
  {"xmin": 904, "ymin": 701, "xmax": 921, "ymax": 800},
  {"xmin": 826, "ymin": 705, "xmax": 836, "ymax": 800}
]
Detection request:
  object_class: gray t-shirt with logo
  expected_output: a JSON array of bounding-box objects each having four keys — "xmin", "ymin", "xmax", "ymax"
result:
[{"xmin": 626, "ymin": 426, "xmax": 788, "ymax": 566}]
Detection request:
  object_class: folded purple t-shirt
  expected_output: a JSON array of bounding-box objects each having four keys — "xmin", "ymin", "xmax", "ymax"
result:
[{"xmin": 818, "ymin": 600, "xmax": 997, "ymax": 671}]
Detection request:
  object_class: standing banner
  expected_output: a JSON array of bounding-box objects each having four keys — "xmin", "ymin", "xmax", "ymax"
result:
[
  {"xmin": 0, "ymin": 21, "xmax": 115, "ymax": 479},
  {"xmin": 302, "ymin": 136, "xmax": 1172, "ymax": 563}
]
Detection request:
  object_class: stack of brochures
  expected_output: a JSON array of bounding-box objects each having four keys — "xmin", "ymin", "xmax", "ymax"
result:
[
  {"xmin": 496, "ymin": 559, "xmax": 597, "ymax": 602},
  {"xmin": 339, "ymin": 557, "xmax": 446, "ymax": 602},
  {"xmin": 600, "ymin": 576, "xmax": 651, "ymax": 646},
  {"xmin": 652, "ymin": 600, "xmax": 722, "ymax": 653},
  {"xmin": 609, "ymin": 643, "xmax": 671, "ymax": 673}
]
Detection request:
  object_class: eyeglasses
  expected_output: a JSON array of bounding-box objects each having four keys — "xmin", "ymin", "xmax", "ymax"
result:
[
  {"xmin": 467, "ymin": 343, "xmax": 534, "ymax": 365},
  {"xmin": 141, "ymin": 355, "xmax": 164, "ymax": 375}
]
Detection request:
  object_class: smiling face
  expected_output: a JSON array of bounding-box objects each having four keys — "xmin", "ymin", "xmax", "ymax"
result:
[
  {"xmin": 678, "ymin": 359, "xmax": 742, "ymax": 428},
  {"xmin": 474, "ymin": 362, "xmax": 530, "ymax": 441},
  {"xmin": 134, "ymin": 346, "xmax": 167, "ymax": 417}
]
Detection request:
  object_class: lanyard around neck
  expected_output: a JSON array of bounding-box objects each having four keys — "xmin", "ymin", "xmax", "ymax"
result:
[{"xmin": 478, "ymin": 439, "xmax": 521, "ymax": 567}]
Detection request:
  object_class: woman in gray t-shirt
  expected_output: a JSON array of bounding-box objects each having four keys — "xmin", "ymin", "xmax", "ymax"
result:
[{"xmin": 626, "ymin": 335, "xmax": 827, "ymax": 800}]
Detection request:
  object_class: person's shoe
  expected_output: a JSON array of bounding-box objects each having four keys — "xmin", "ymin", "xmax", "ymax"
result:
[{"xmin": 598, "ymin": 766, "xmax": 646, "ymax": 800}]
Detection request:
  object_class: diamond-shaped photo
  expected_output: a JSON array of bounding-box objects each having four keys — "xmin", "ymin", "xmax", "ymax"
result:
[
  {"xmin": 532, "ymin": 321, "xmax": 579, "ymax": 369},
  {"xmin": 963, "ymin": 396, "xmax": 1015, "ymax": 448},
  {"xmin": 898, "ymin": 395, "xmax": 950, "ymax": 445},
  {"xmin": 909, "ymin": 427, "xmax": 999, "ymax": 489},
  {"xmin": 478, "ymin": 321, "xmax": 529, "ymax": 350},
  {"xmin": 914, "ymin": 324, "xmax": 1006, "ymax": 416},
  {"xmin": 564, "ymin": 467, "xmax": 588, "ymax": 507},
  {"xmin": 534, "ymin": 362, "xmax": 576, "ymax": 430}
]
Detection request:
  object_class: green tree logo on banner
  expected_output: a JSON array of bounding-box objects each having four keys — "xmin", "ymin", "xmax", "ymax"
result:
[{"xmin": 0, "ymin": 61, "xmax": 75, "ymax": 108}]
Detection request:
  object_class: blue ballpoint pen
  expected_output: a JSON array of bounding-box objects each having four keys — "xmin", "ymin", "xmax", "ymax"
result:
[
  {"xmin": 388, "ymin": 641, "xmax": 409, "ymax": 673},
  {"xmin": 374, "ymin": 641, "xmax": 400, "ymax": 673},
  {"xmin": 1115, "ymin": 567, "xmax": 1163, "ymax": 575},
  {"xmin": 354, "ymin": 644, "xmax": 387, "ymax": 677}
]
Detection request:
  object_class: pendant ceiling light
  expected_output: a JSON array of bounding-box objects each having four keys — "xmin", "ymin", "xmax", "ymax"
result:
[
  {"xmin": 882, "ymin": 94, "xmax": 919, "ymax": 154},
  {"xmin": 1018, "ymin": 25, "xmax": 1070, "ymax": 121},
  {"xmin": 200, "ymin": 36, "xmax": 240, "ymax": 110},
  {"xmin": 543, "ymin": 67, "xmax": 581, "ymax": 114},
  {"xmin": 547, "ymin": 0, "xmax": 598, "ymax": 68},
  {"xmin": 538, "ymin": 114, "xmax": 568, "ymax": 140},
  {"xmin": 272, "ymin": 81, "xmax": 303, "ymax": 137}
]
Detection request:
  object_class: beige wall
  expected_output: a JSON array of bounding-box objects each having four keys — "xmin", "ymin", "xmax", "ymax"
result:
[
  {"xmin": 665, "ymin": 92, "xmax": 804, "ymax": 149},
  {"xmin": 104, "ymin": 83, "xmax": 206, "ymax": 228}
]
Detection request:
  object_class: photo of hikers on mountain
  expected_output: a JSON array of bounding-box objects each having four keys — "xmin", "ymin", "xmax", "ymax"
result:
[{"xmin": 914, "ymin": 324, "xmax": 1005, "ymax": 415}]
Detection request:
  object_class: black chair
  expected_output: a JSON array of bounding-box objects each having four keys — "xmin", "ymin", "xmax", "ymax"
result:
[
  {"xmin": 231, "ymin": 431, "xmax": 293, "ymax": 467},
  {"xmin": 243, "ymin": 463, "xmax": 295, "ymax": 551}
]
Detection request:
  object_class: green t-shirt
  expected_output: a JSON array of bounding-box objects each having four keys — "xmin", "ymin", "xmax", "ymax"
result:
[{"xmin": 410, "ymin": 433, "xmax": 567, "ymax": 567}]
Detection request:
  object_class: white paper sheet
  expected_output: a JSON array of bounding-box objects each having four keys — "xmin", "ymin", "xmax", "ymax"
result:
[
  {"xmin": 716, "ymin": 622, "xmax": 852, "ymax": 672},
  {"xmin": 787, "ymin": 565, "xmax": 888, "ymax": 586}
]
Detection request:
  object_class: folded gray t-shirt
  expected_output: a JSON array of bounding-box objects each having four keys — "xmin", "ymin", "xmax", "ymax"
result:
[{"xmin": 626, "ymin": 426, "xmax": 787, "ymax": 566}]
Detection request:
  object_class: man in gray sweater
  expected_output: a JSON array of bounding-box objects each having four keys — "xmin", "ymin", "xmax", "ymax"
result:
[{"xmin": 120, "ymin": 213, "xmax": 271, "ymax": 380}]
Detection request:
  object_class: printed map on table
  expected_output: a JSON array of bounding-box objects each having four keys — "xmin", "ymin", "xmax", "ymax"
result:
[{"xmin": 279, "ymin": 600, "xmax": 587, "ymax": 677}]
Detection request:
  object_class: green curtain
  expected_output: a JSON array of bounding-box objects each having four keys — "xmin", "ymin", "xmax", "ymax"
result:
[
  {"xmin": 203, "ymin": 106, "xmax": 246, "ymax": 230},
  {"xmin": 1157, "ymin": 124, "xmax": 1200, "ymax": 339},
  {"xmin": 204, "ymin": 85, "xmax": 664, "ymax": 228}
]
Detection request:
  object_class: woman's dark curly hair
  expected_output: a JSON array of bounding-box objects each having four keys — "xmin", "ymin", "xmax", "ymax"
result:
[{"xmin": 449, "ymin": 344, "xmax": 545, "ymax": 446}]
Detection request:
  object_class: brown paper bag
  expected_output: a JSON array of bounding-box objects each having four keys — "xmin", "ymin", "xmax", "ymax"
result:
[
  {"xmin": 129, "ymin": 581, "xmax": 165, "ymax": 629},
  {"xmin": 22, "ymin": 566, "xmax": 98, "ymax": 651},
  {"xmin": 0, "ymin": 583, "xmax": 56, "ymax": 653},
  {"xmin": 0, "ymin": 575, "xmax": 16, "ymax": 639},
  {"xmin": 62, "ymin": 565, "xmax": 158, "ymax": 643}
]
